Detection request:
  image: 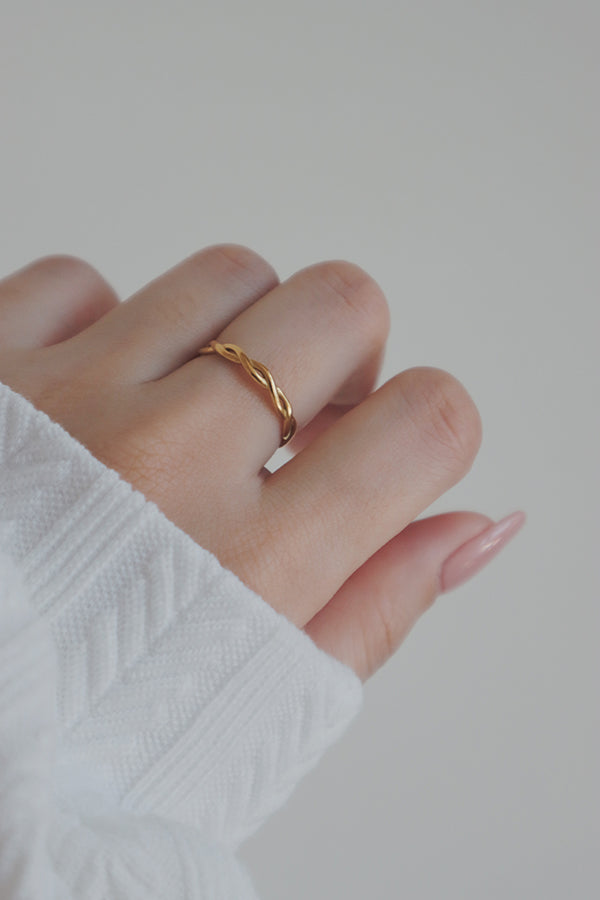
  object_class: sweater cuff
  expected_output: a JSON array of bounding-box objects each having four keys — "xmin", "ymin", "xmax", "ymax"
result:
[
  {"xmin": 0, "ymin": 380, "xmax": 362, "ymax": 847},
  {"xmin": 0, "ymin": 551, "xmax": 58, "ymax": 900}
]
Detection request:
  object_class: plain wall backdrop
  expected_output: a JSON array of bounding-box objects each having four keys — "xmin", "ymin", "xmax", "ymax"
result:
[{"xmin": 1, "ymin": 1, "xmax": 598, "ymax": 897}]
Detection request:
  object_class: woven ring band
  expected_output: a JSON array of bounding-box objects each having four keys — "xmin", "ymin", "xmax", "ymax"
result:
[{"xmin": 197, "ymin": 340, "xmax": 297, "ymax": 447}]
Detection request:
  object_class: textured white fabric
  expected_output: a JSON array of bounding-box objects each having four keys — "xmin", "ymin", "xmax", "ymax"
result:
[{"xmin": 0, "ymin": 380, "xmax": 363, "ymax": 899}]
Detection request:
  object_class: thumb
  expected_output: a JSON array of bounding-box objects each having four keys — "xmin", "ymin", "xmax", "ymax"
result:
[{"xmin": 303, "ymin": 510, "xmax": 526, "ymax": 682}]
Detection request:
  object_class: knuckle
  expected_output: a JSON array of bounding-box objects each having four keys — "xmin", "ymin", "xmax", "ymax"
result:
[
  {"xmin": 153, "ymin": 243, "xmax": 278, "ymax": 334},
  {"xmin": 23, "ymin": 255, "xmax": 119, "ymax": 314},
  {"xmin": 397, "ymin": 367, "xmax": 483, "ymax": 468},
  {"xmin": 29, "ymin": 254, "xmax": 109, "ymax": 291},
  {"xmin": 361, "ymin": 570, "xmax": 440, "ymax": 680},
  {"xmin": 368, "ymin": 596, "xmax": 397, "ymax": 676},
  {"xmin": 204, "ymin": 243, "xmax": 279, "ymax": 293},
  {"xmin": 311, "ymin": 260, "xmax": 391, "ymax": 344}
]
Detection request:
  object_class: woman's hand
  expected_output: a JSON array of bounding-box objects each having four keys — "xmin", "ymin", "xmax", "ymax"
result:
[{"xmin": 0, "ymin": 248, "xmax": 524, "ymax": 680}]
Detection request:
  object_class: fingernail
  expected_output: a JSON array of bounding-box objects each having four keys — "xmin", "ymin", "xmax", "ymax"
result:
[{"xmin": 439, "ymin": 510, "xmax": 527, "ymax": 593}]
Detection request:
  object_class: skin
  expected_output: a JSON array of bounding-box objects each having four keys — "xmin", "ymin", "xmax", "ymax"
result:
[{"xmin": 0, "ymin": 245, "xmax": 491, "ymax": 681}]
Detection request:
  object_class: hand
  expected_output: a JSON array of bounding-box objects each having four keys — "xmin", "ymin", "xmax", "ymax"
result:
[{"xmin": 0, "ymin": 248, "xmax": 524, "ymax": 680}]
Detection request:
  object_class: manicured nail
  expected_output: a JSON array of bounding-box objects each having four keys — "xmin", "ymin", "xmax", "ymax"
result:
[{"xmin": 439, "ymin": 511, "xmax": 526, "ymax": 593}]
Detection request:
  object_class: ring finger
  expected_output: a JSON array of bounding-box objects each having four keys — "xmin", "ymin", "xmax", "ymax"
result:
[{"xmin": 161, "ymin": 260, "xmax": 390, "ymax": 472}]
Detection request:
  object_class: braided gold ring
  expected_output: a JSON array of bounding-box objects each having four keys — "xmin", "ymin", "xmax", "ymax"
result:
[{"xmin": 197, "ymin": 340, "xmax": 297, "ymax": 447}]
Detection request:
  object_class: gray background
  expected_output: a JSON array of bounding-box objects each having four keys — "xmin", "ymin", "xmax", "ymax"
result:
[{"xmin": 1, "ymin": 1, "xmax": 598, "ymax": 897}]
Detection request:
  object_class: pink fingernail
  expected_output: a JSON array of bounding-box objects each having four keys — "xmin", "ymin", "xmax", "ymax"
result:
[{"xmin": 439, "ymin": 511, "xmax": 527, "ymax": 593}]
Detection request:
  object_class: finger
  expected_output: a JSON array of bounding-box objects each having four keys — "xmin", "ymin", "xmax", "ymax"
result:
[
  {"xmin": 81, "ymin": 244, "xmax": 279, "ymax": 382},
  {"xmin": 164, "ymin": 261, "xmax": 389, "ymax": 471},
  {"xmin": 0, "ymin": 255, "xmax": 119, "ymax": 349},
  {"xmin": 248, "ymin": 367, "xmax": 483, "ymax": 624},
  {"xmin": 303, "ymin": 512, "xmax": 497, "ymax": 681}
]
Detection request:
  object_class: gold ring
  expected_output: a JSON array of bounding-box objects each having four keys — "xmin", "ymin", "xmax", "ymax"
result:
[{"xmin": 197, "ymin": 340, "xmax": 297, "ymax": 447}]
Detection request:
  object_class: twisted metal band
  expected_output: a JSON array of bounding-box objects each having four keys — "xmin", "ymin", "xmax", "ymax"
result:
[{"xmin": 197, "ymin": 340, "xmax": 297, "ymax": 446}]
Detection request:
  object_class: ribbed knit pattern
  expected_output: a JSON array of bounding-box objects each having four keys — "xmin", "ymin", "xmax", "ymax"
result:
[
  {"xmin": 0, "ymin": 381, "xmax": 362, "ymax": 897},
  {"xmin": 0, "ymin": 552, "xmax": 57, "ymax": 900}
]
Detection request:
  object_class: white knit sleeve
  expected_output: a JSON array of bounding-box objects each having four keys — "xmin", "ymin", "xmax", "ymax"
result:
[
  {"xmin": 0, "ymin": 549, "xmax": 57, "ymax": 899},
  {"xmin": 0, "ymin": 549, "xmax": 261, "ymax": 899},
  {"xmin": 0, "ymin": 381, "xmax": 362, "ymax": 855}
]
